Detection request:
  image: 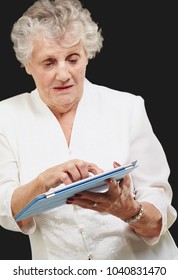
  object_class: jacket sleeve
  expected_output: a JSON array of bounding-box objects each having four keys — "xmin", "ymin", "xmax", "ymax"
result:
[
  {"xmin": 129, "ymin": 96, "xmax": 177, "ymax": 244},
  {"xmin": 0, "ymin": 129, "xmax": 36, "ymax": 234}
]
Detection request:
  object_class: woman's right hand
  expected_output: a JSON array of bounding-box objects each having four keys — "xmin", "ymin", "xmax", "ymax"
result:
[
  {"xmin": 12, "ymin": 159, "xmax": 103, "ymax": 227},
  {"xmin": 38, "ymin": 159, "xmax": 103, "ymax": 193}
]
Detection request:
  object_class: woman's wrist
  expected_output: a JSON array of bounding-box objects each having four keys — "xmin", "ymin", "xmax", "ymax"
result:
[{"xmin": 122, "ymin": 202, "xmax": 144, "ymax": 224}]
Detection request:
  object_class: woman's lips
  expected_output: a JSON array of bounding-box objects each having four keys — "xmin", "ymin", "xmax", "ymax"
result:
[{"xmin": 53, "ymin": 85, "xmax": 73, "ymax": 92}]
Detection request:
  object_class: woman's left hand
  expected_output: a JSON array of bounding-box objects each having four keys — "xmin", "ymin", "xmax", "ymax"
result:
[{"xmin": 66, "ymin": 161, "xmax": 139, "ymax": 220}]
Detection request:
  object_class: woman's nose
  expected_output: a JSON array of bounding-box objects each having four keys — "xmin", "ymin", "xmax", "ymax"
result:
[{"xmin": 55, "ymin": 61, "xmax": 71, "ymax": 81}]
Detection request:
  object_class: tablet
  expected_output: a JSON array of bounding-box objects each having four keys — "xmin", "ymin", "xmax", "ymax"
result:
[{"xmin": 15, "ymin": 160, "xmax": 138, "ymax": 221}]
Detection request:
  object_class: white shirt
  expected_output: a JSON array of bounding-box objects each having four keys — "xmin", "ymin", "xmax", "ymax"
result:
[{"xmin": 0, "ymin": 79, "xmax": 178, "ymax": 259}]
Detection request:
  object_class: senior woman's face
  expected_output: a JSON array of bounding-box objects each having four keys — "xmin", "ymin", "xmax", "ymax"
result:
[{"xmin": 25, "ymin": 39, "xmax": 88, "ymax": 113}]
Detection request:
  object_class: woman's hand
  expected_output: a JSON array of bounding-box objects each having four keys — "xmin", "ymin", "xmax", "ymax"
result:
[
  {"xmin": 11, "ymin": 159, "xmax": 103, "ymax": 227},
  {"xmin": 38, "ymin": 159, "xmax": 103, "ymax": 193},
  {"xmin": 66, "ymin": 166, "xmax": 137, "ymax": 220},
  {"xmin": 67, "ymin": 161, "xmax": 162, "ymax": 238}
]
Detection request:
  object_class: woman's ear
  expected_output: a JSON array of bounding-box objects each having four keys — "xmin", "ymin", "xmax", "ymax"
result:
[{"xmin": 24, "ymin": 64, "xmax": 31, "ymax": 75}]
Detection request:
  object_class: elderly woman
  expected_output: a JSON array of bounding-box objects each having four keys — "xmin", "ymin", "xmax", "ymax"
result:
[{"xmin": 0, "ymin": 0, "xmax": 178, "ymax": 259}]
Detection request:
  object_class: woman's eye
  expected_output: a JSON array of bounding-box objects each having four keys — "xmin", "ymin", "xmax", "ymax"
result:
[
  {"xmin": 69, "ymin": 59, "xmax": 78, "ymax": 64},
  {"xmin": 45, "ymin": 62, "xmax": 53, "ymax": 67},
  {"xmin": 43, "ymin": 59, "xmax": 55, "ymax": 67}
]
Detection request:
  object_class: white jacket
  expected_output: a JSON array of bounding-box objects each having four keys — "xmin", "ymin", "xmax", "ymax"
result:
[{"xmin": 0, "ymin": 79, "xmax": 178, "ymax": 259}]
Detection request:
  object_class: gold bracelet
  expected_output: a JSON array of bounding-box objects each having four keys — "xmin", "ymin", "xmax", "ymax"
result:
[{"xmin": 123, "ymin": 203, "xmax": 144, "ymax": 224}]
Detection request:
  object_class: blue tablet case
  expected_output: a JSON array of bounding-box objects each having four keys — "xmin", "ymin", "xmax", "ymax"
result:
[{"xmin": 15, "ymin": 161, "xmax": 137, "ymax": 221}]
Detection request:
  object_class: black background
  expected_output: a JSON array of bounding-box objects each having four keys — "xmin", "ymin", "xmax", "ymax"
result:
[{"xmin": 0, "ymin": 1, "xmax": 177, "ymax": 259}]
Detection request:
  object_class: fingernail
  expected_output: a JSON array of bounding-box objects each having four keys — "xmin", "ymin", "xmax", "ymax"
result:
[{"xmin": 66, "ymin": 198, "xmax": 73, "ymax": 204}]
